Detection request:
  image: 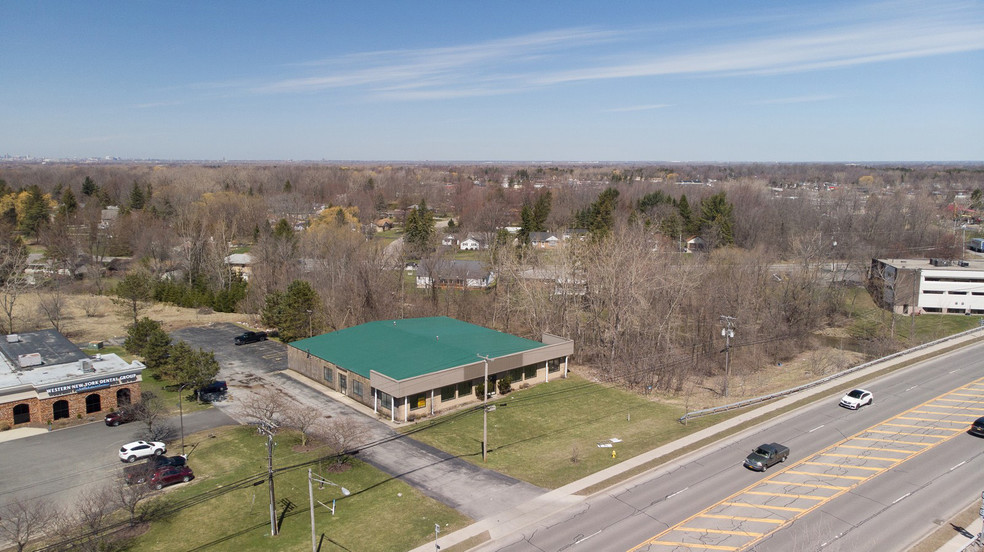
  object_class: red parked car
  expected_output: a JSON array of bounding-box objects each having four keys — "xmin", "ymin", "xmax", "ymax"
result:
[{"xmin": 147, "ymin": 465, "xmax": 194, "ymax": 490}]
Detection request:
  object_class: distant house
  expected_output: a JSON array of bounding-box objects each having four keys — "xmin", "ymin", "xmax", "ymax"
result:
[
  {"xmin": 416, "ymin": 260, "xmax": 495, "ymax": 289},
  {"xmin": 529, "ymin": 232, "xmax": 560, "ymax": 248},
  {"xmin": 441, "ymin": 234, "xmax": 460, "ymax": 247},
  {"xmin": 99, "ymin": 206, "xmax": 120, "ymax": 229},
  {"xmin": 685, "ymin": 236, "xmax": 706, "ymax": 253},
  {"xmin": 460, "ymin": 237, "xmax": 481, "ymax": 251},
  {"xmin": 225, "ymin": 253, "xmax": 253, "ymax": 280},
  {"xmin": 562, "ymin": 229, "xmax": 588, "ymax": 242},
  {"xmin": 374, "ymin": 218, "xmax": 394, "ymax": 232}
]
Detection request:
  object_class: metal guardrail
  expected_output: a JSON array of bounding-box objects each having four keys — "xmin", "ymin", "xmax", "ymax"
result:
[{"xmin": 679, "ymin": 326, "xmax": 984, "ymax": 424}]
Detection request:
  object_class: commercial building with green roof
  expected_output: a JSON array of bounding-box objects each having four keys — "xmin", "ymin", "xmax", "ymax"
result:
[{"xmin": 287, "ymin": 316, "xmax": 574, "ymax": 421}]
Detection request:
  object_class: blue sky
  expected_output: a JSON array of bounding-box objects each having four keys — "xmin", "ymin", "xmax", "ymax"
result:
[{"xmin": 2, "ymin": 1, "xmax": 982, "ymax": 162}]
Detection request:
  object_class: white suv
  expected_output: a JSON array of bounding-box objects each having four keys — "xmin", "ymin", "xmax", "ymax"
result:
[{"xmin": 118, "ymin": 440, "xmax": 167, "ymax": 463}]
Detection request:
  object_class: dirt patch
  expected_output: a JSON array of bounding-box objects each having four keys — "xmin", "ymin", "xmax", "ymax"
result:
[{"xmin": 8, "ymin": 291, "xmax": 258, "ymax": 345}]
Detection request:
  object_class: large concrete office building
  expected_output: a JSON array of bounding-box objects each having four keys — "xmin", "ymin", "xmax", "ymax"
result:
[
  {"xmin": 287, "ymin": 316, "xmax": 574, "ymax": 422},
  {"xmin": 0, "ymin": 329, "xmax": 146, "ymax": 428},
  {"xmin": 870, "ymin": 257, "xmax": 984, "ymax": 315}
]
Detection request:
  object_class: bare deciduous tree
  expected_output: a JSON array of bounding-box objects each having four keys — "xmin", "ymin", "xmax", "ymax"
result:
[{"xmin": 0, "ymin": 495, "xmax": 63, "ymax": 552}]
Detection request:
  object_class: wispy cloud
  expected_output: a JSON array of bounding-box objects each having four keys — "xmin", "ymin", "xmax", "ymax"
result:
[
  {"xmin": 604, "ymin": 104, "xmax": 671, "ymax": 113},
  {"xmin": 750, "ymin": 95, "xmax": 839, "ymax": 105},
  {"xmin": 245, "ymin": 1, "xmax": 984, "ymax": 102}
]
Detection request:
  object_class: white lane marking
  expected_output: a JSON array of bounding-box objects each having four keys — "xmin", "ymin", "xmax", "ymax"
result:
[
  {"xmin": 809, "ymin": 425, "xmax": 825, "ymax": 433},
  {"xmin": 667, "ymin": 487, "xmax": 689, "ymax": 499},
  {"xmin": 905, "ymin": 385, "xmax": 918, "ymax": 392},
  {"xmin": 951, "ymin": 461, "xmax": 966, "ymax": 471},
  {"xmin": 893, "ymin": 493, "xmax": 911, "ymax": 504},
  {"xmin": 575, "ymin": 530, "xmax": 601, "ymax": 544}
]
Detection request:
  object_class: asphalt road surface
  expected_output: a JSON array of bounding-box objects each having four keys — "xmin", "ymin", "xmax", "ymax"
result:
[{"xmin": 471, "ymin": 340, "xmax": 984, "ymax": 552}]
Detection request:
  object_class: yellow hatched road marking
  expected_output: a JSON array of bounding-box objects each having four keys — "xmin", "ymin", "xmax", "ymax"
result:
[
  {"xmin": 837, "ymin": 444, "xmax": 919, "ymax": 454},
  {"xmin": 864, "ymin": 429, "xmax": 949, "ymax": 438},
  {"xmin": 930, "ymin": 398, "xmax": 981, "ymax": 403},
  {"xmin": 923, "ymin": 404, "xmax": 984, "ymax": 411},
  {"xmin": 946, "ymin": 392, "xmax": 984, "ymax": 398},
  {"xmin": 721, "ymin": 502, "xmax": 807, "ymax": 512},
  {"xmin": 767, "ymin": 480, "xmax": 849, "ymax": 490},
  {"xmin": 783, "ymin": 470, "xmax": 868, "ymax": 481},
  {"xmin": 677, "ymin": 527, "xmax": 764, "ymax": 537},
  {"xmin": 649, "ymin": 541, "xmax": 738, "ymax": 550},
  {"xmin": 911, "ymin": 410, "xmax": 980, "ymax": 417},
  {"xmin": 824, "ymin": 452, "xmax": 900, "ymax": 462},
  {"xmin": 745, "ymin": 490, "xmax": 827, "ymax": 500},
  {"xmin": 700, "ymin": 514, "xmax": 785, "ymax": 524},
  {"xmin": 850, "ymin": 436, "xmax": 932, "ymax": 446},
  {"xmin": 629, "ymin": 375, "xmax": 984, "ymax": 552},
  {"xmin": 803, "ymin": 461, "xmax": 883, "ymax": 471},
  {"xmin": 880, "ymin": 422, "xmax": 961, "ymax": 431},
  {"xmin": 898, "ymin": 416, "xmax": 969, "ymax": 423}
]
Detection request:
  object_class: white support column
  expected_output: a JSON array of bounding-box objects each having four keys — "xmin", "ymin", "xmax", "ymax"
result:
[
  {"xmin": 544, "ymin": 361, "xmax": 549, "ymax": 382},
  {"xmin": 563, "ymin": 356, "xmax": 569, "ymax": 378},
  {"xmin": 390, "ymin": 396, "xmax": 395, "ymax": 422},
  {"xmin": 430, "ymin": 389, "xmax": 435, "ymax": 415},
  {"xmin": 404, "ymin": 397, "xmax": 408, "ymax": 422},
  {"xmin": 373, "ymin": 389, "xmax": 378, "ymax": 413}
]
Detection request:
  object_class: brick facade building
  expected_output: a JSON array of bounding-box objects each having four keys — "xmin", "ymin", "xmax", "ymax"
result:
[{"xmin": 0, "ymin": 330, "xmax": 145, "ymax": 429}]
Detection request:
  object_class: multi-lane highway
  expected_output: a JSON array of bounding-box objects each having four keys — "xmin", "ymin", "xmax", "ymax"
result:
[{"xmin": 476, "ymin": 340, "xmax": 984, "ymax": 552}]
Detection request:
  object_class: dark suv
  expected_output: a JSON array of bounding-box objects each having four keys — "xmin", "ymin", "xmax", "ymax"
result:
[
  {"xmin": 197, "ymin": 380, "xmax": 228, "ymax": 401},
  {"xmin": 234, "ymin": 331, "xmax": 267, "ymax": 345},
  {"xmin": 147, "ymin": 465, "xmax": 194, "ymax": 490}
]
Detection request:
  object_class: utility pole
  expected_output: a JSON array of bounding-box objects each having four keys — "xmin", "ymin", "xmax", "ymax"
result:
[
  {"xmin": 258, "ymin": 423, "xmax": 278, "ymax": 536},
  {"xmin": 720, "ymin": 316, "xmax": 736, "ymax": 397},
  {"xmin": 308, "ymin": 468, "xmax": 350, "ymax": 552},
  {"xmin": 478, "ymin": 354, "xmax": 491, "ymax": 462}
]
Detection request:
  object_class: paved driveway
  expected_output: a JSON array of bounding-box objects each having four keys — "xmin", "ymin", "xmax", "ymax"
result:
[{"xmin": 172, "ymin": 323, "xmax": 545, "ymax": 520}]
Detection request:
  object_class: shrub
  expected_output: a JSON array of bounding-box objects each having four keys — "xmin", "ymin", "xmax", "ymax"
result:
[{"xmin": 496, "ymin": 376, "xmax": 512, "ymax": 395}]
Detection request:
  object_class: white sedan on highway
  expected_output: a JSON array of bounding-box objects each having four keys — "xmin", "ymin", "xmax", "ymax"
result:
[
  {"xmin": 839, "ymin": 389, "xmax": 873, "ymax": 410},
  {"xmin": 118, "ymin": 440, "xmax": 167, "ymax": 463}
]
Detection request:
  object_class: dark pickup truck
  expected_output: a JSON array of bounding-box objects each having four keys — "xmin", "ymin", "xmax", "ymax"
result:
[{"xmin": 744, "ymin": 443, "xmax": 789, "ymax": 471}]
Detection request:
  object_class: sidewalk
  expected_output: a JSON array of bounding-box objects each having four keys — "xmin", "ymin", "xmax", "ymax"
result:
[
  {"xmin": 410, "ymin": 328, "xmax": 984, "ymax": 552},
  {"xmin": 938, "ymin": 515, "xmax": 984, "ymax": 552},
  {"xmin": 0, "ymin": 426, "xmax": 47, "ymax": 442}
]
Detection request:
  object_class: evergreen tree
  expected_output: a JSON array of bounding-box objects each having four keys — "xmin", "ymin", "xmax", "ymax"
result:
[
  {"xmin": 261, "ymin": 279, "xmax": 320, "ymax": 342},
  {"xmin": 18, "ymin": 186, "xmax": 50, "ymax": 237},
  {"xmin": 698, "ymin": 191, "xmax": 735, "ymax": 245},
  {"xmin": 677, "ymin": 194, "xmax": 696, "ymax": 236},
  {"xmin": 82, "ymin": 176, "xmax": 98, "ymax": 197},
  {"xmin": 60, "ymin": 188, "xmax": 78, "ymax": 217},
  {"xmin": 129, "ymin": 181, "xmax": 145, "ymax": 210}
]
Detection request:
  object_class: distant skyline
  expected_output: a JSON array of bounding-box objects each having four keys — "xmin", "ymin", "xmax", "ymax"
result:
[{"xmin": 2, "ymin": 1, "xmax": 982, "ymax": 162}]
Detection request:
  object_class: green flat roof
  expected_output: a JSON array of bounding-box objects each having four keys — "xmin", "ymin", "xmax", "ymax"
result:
[{"xmin": 290, "ymin": 316, "xmax": 545, "ymax": 381}]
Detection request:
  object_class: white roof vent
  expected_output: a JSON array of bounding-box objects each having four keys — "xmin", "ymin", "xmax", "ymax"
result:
[
  {"xmin": 18, "ymin": 352, "xmax": 43, "ymax": 368},
  {"xmin": 80, "ymin": 359, "xmax": 95, "ymax": 373},
  {"xmin": 6, "ymin": 334, "xmax": 20, "ymax": 343}
]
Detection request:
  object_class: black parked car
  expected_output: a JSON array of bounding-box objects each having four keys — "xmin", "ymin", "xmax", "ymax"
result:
[
  {"xmin": 234, "ymin": 331, "xmax": 267, "ymax": 345},
  {"xmin": 197, "ymin": 380, "xmax": 228, "ymax": 401}
]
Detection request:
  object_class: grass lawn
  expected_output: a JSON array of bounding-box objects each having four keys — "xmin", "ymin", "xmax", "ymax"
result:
[
  {"xmin": 128, "ymin": 425, "xmax": 470, "ymax": 552},
  {"xmin": 843, "ymin": 287, "xmax": 982, "ymax": 342},
  {"xmin": 402, "ymin": 375, "xmax": 726, "ymax": 489}
]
